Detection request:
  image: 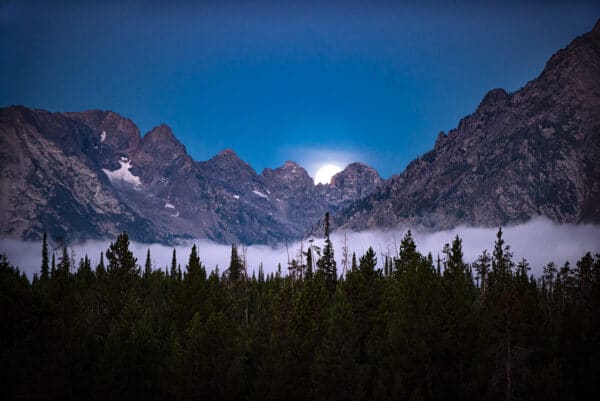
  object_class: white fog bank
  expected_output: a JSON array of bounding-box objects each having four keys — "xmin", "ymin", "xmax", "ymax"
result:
[{"xmin": 1, "ymin": 217, "xmax": 599, "ymax": 280}]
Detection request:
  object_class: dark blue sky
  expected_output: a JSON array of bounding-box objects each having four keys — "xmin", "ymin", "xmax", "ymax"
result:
[{"xmin": 2, "ymin": 1, "xmax": 599, "ymax": 178}]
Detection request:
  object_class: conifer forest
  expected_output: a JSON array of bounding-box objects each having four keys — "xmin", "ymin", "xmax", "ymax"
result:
[{"xmin": 2, "ymin": 214, "xmax": 600, "ymax": 401}]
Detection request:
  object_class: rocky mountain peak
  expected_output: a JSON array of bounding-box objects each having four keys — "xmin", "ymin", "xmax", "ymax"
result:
[
  {"xmin": 261, "ymin": 160, "xmax": 313, "ymax": 188},
  {"xmin": 217, "ymin": 148, "xmax": 239, "ymax": 158},
  {"xmin": 479, "ymin": 88, "xmax": 510, "ymax": 110},
  {"xmin": 200, "ymin": 148, "xmax": 257, "ymax": 184},
  {"xmin": 317, "ymin": 162, "xmax": 383, "ymax": 213},
  {"xmin": 282, "ymin": 160, "xmax": 301, "ymax": 169},
  {"xmin": 140, "ymin": 124, "xmax": 186, "ymax": 155},
  {"xmin": 67, "ymin": 109, "xmax": 141, "ymax": 152},
  {"xmin": 278, "ymin": 160, "xmax": 310, "ymax": 177},
  {"xmin": 145, "ymin": 123, "xmax": 175, "ymax": 139},
  {"xmin": 329, "ymin": 162, "xmax": 381, "ymax": 198},
  {"xmin": 207, "ymin": 148, "xmax": 254, "ymax": 171}
]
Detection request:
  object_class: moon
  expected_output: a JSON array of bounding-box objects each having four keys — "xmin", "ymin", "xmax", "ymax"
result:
[{"xmin": 315, "ymin": 164, "xmax": 343, "ymax": 185}]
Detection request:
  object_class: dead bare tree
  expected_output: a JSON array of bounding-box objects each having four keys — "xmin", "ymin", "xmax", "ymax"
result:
[{"xmin": 341, "ymin": 233, "xmax": 349, "ymax": 277}]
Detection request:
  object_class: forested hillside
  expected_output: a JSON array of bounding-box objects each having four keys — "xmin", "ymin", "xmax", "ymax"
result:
[{"xmin": 2, "ymin": 215, "xmax": 599, "ymax": 400}]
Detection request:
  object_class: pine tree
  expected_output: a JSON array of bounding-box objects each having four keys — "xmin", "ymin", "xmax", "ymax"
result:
[
  {"xmin": 441, "ymin": 235, "xmax": 474, "ymax": 398},
  {"xmin": 258, "ymin": 262, "xmax": 265, "ymax": 284},
  {"xmin": 359, "ymin": 247, "xmax": 378, "ymax": 281},
  {"xmin": 58, "ymin": 244, "xmax": 70, "ymax": 273},
  {"xmin": 516, "ymin": 258, "xmax": 530, "ymax": 282},
  {"xmin": 305, "ymin": 248, "xmax": 313, "ymax": 279},
  {"xmin": 76, "ymin": 255, "xmax": 94, "ymax": 287},
  {"xmin": 105, "ymin": 232, "xmax": 138, "ymax": 316},
  {"xmin": 144, "ymin": 249, "xmax": 152, "ymax": 277},
  {"xmin": 444, "ymin": 235, "xmax": 468, "ymax": 280},
  {"xmin": 180, "ymin": 244, "xmax": 207, "ymax": 323},
  {"xmin": 186, "ymin": 244, "xmax": 205, "ymax": 279},
  {"xmin": 96, "ymin": 251, "xmax": 106, "ymax": 279},
  {"xmin": 41, "ymin": 232, "xmax": 49, "ymax": 281},
  {"xmin": 171, "ymin": 249, "xmax": 178, "ymax": 279},
  {"xmin": 488, "ymin": 227, "xmax": 516, "ymax": 401},
  {"xmin": 394, "ymin": 230, "xmax": 420, "ymax": 276},
  {"xmin": 317, "ymin": 212, "xmax": 337, "ymax": 295},
  {"xmin": 492, "ymin": 227, "xmax": 513, "ymax": 278},
  {"xmin": 106, "ymin": 233, "xmax": 137, "ymax": 276},
  {"xmin": 228, "ymin": 244, "xmax": 243, "ymax": 283},
  {"xmin": 474, "ymin": 250, "xmax": 491, "ymax": 298}
]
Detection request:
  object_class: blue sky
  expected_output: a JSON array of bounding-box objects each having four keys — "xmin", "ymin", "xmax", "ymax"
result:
[{"xmin": 1, "ymin": 1, "xmax": 599, "ymax": 178}]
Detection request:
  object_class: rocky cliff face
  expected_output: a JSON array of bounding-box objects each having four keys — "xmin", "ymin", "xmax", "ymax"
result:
[
  {"xmin": 336, "ymin": 20, "xmax": 600, "ymax": 231},
  {"xmin": 0, "ymin": 107, "xmax": 159, "ymax": 242},
  {"xmin": 326, "ymin": 163, "xmax": 382, "ymax": 209},
  {"xmin": 0, "ymin": 107, "xmax": 381, "ymax": 244}
]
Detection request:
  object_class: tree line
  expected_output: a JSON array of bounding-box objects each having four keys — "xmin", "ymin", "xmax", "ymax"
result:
[{"xmin": 2, "ymin": 213, "xmax": 600, "ymax": 401}]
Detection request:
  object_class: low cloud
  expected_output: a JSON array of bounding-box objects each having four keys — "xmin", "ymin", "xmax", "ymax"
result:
[{"xmin": 1, "ymin": 217, "xmax": 599, "ymax": 280}]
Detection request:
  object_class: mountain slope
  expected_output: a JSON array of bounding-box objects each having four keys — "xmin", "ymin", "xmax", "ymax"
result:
[
  {"xmin": 0, "ymin": 107, "xmax": 159, "ymax": 242},
  {"xmin": 0, "ymin": 107, "xmax": 381, "ymax": 244},
  {"xmin": 336, "ymin": 20, "xmax": 600, "ymax": 231}
]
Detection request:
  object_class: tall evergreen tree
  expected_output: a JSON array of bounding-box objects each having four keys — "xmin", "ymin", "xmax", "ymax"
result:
[
  {"xmin": 487, "ymin": 227, "xmax": 516, "ymax": 401},
  {"xmin": 492, "ymin": 227, "xmax": 513, "ymax": 278},
  {"xmin": 317, "ymin": 212, "xmax": 337, "ymax": 295},
  {"xmin": 359, "ymin": 247, "xmax": 378, "ymax": 281},
  {"xmin": 444, "ymin": 235, "xmax": 468, "ymax": 280},
  {"xmin": 106, "ymin": 233, "xmax": 137, "ymax": 277},
  {"xmin": 41, "ymin": 232, "xmax": 49, "ymax": 281},
  {"xmin": 96, "ymin": 251, "xmax": 106, "ymax": 279},
  {"xmin": 228, "ymin": 244, "xmax": 243, "ymax": 283},
  {"xmin": 305, "ymin": 248, "xmax": 313, "ymax": 279},
  {"xmin": 105, "ymin": 232, "xmax": 138, "ymax": 316},
  {"xmin": 171, "ymin": 249, "xmax": 178, "ymax": 279},
  {"xmin": 441, "ymin": 235, "xmax": 474, "ymax": 399},
  {"xmin": 186, "ymin": 245, "xmax": 205, "ymax": 279},
  {"xmin": 474, "ymin": 250, "xmax": 491, "ymax": 298},
  {"xmin": 258, "ymin": 262, "xmax": 265, "ymax": 283},
  {"xmin": 58, "ymin": 244, "xmax": 70, "ymax": 273},
  {"xmin": 180, "ymin": 245, "xmax": 207, "ymax": 323},
  {"xmin": 144, "ymin": 249, "xmax": 152, "ymax": 277},
  {"xmin": 394, "ymin": 230, "xmax": 421, "ymax": 276}
]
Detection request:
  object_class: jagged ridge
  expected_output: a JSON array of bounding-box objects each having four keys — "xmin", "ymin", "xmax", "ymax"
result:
[{"xmin": 0, "ymin": 107, "xmax": 381, "ymax": 244}]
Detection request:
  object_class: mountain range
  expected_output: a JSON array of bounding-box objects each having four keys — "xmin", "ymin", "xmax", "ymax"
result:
[
  {"xmin": 0, "ymin": 106, "xmax": 380, "ymax": 244},
  {"xmin": 1, "ymin": 20, "xmax": 599, "ymax": 245}
]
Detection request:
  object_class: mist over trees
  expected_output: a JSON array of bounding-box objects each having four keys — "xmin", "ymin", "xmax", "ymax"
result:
[{"xmin": 2, "ymin": 220, "xmax": 600, "ymax": 401}]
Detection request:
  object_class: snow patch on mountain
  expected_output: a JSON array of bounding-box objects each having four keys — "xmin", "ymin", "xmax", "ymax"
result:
[
  {"xmin": 102, "ymin": 157, "xmax": 142, "ymax": 188},
  {"xmin": 100, "ymin": 130, "xmax": 107, "ymax": 143},
  {"xmin": 253, "ymin": 189, "xmax": 268, "ymax": 199},
  {"xmin": 165, "ymin": 202, "xmax": 175, "ymax": 209}
]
